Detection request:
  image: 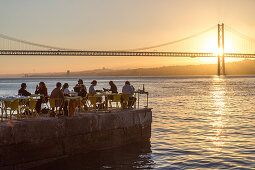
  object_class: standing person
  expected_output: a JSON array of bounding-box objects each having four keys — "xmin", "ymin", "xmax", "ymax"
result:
[
  {"xmin": 35, "ymin": 82, "xmax": 48, "ymax": 113},
  {"xmin": 122, "ymin": 81, "xmax": 136, "ymax": 108},
  {"xmin": 73, "ymin": 79, "xmax": 84, "ymax": 93},
  {"xmin": 18, "ymin": 83, "xmax": 31, "ymax": 96},
  {"xmin": 62, "ymin": 83, "xmax": 70, "ymax": 96}
]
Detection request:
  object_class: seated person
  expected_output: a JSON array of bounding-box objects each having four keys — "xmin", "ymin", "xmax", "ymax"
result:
[
  {"xmin": 78, "ymin": 84, "xmax": 87, "ymax": 98},
  {"xmin": 89, "ymin": 80, "xmax": 102, "ymax": 95},
  {"xmin": 73, "ymin": 79, "xmax": 84, "ymax": 93},
  {"xmin": 78, "ymin": 84, "xmax": 88, "ymax": 111},
  {"xmin": 103, "ymin": 81, "xmax": 118, "ymax": 100},
  {"xmin": 35, "ymin": 82, "xmax": 48, "ymax": 113},
  {"xmin": 122, "ymin": 81, "xmax": 136, "ymax": 108},
  {"xmin": 62, "ymin": 83, "xmax": 70, "ymax": 96},
  {"xmin": 89, "ymin": 80, "xmax": 102, "ymax": 103},
  {"xmin": 50, "ymin": 82, "xmax": 64, "ymax": 107},
  {"xmin": 18, "ymin": 83, "xmax": 31, "ymax": 96},
  {"xmin": 104, "ymin": 81, "xmax": 118, "ymax": 93}
]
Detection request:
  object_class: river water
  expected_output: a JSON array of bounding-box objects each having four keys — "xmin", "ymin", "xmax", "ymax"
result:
[{"xmin": 0, "ymin": 76, "xmax": 255, "ymax": 169}]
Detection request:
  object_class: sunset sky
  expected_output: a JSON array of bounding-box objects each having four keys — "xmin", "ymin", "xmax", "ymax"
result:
[{"xmin": 1, "ymin": 0, "xmax": 255, "ymax": 74}]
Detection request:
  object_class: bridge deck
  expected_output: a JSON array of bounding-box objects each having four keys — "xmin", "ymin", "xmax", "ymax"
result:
[{"xmin": 1, "ymin": 50, "xmax": 255, "ymax": 58}]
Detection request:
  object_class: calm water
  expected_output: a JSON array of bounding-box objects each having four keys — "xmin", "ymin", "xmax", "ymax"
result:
[{"xmin": 1, "ymin": 76, "xmax": 255, "ymax": 169}]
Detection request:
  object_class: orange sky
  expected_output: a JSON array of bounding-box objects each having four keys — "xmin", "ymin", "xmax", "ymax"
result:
[{"xmin": 1, "ymin": 0, "xmax": 255, "ymax": 74}]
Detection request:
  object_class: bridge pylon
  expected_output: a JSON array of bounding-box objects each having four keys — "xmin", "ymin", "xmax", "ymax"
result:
[{"xmin": 217, "ymin": 23, "xmax": 225, "ymax": 76}]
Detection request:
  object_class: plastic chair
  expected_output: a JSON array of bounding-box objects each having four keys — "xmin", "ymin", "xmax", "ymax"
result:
[
  {"xmin": 3, "ymin": 99, "xmax": 21, "ymax": 120},
  {"xmin": 25, "ymin": 99, "xmax": 39, "ymax": 119},
  {"xmin": 109, "ymin": 94, "xmax": 121, "ymax": 110},
  {"xmin": 121, "ymin": 94, "xmax": 136, "ymax": 109},
  {"xmin": 88, "ymin": 96, "xmax": 104, "ymax": 113},
  {"xmin": 48, "ymin": 98, "xmax": 63, "ymax": 117},
  {"xmin": 88, "ymin": 96, "xmax": 98, "ymax": 112}
]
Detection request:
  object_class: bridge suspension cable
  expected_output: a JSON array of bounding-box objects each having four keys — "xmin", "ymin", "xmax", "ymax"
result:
[
  {"xmin": 225, "ymin": 25, "xmax": 255, "ymax": 42},
  {"xmin": 224, "ymin": 24, "xmax": 255, "ymax": 53},
  {"xmin": 122, "ymin": 25, "xmax": 217, "ymax": 51},
  {"xmin": 0, "ymin": 33, "xmax": 72, "ymax": 50}
]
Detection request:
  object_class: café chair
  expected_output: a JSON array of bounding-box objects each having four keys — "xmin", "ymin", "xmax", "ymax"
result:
[
  {"xmin": 109, "ymin": 94, "xmax": 121, "ymax": 110},
  {"xmin": 88, "ymin": 96, "xmax": 104, "ymax": 113},
  {"xmin": 3, "ymin": 99, "xmax": 21, "ymax": 120},
  {"xmin": 48, "ymin": 98, "xmax": 63, "ymax": 117},
  {"xmin": 121, "ymin": 94, "xmax": 136, "ymax": 109},
  {"xmin": 25, "ymin": 99, "xmax": 39, "ymax": 119}
]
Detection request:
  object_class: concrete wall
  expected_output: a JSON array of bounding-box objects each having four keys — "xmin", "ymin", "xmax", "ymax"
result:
[{"xmin": 0, "ymin": 108, "xmax": 152, "ymax": 169}]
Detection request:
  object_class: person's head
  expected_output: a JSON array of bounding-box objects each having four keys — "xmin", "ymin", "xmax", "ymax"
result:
[
  {"xmin": 21, "ymin": 83, "xmax": 27, "ymax": 89},
  {"xmin": 109, "ymin": 81, "xmax": 114, "ymax": 86},
  {"xmin": 78, "ymin": 79, "xmax": 83, "ymax": 85},
  {"xmin": 63, "ymin": 83, "xmax": 69, "ymax": 89},
  {"xmin": 125, "ymin": 81, "xmax": 130, "ymax": 85},
  {"xmin": 39, "ymin": 82, "xmax": 47, "ymax": 89},
  {"xmin": 56, "ymin": 82, "xmax": 62, "ymax": 88},
  {"xmin": 91, "ymin": 80, "xmax": 97, "ymax": 86}
]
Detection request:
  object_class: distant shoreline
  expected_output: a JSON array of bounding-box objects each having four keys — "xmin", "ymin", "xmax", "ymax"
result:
[
  {"xmin": 2, "ymin": 59, "xmax": 255, "ymax": 78},
  {"xmin": 2, "ymin": 75, "xmax": 255, "ymax": 79}
]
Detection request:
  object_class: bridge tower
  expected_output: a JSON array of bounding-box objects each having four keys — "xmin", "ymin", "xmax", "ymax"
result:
[{"xmin": 217, "ymin": 23, "xmax": 225, "ymax": 75}]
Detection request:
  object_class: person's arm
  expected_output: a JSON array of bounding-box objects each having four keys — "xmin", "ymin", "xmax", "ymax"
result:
[
  {"xmin": 130, "ymin": 86, "xmax": 135, "ymax": 95},
  {"xmin": 25, "ymin": 90, "xmax": 31, "ymax": 96}
]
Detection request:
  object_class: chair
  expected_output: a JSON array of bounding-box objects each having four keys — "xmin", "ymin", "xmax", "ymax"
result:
[
  {"xmin": 88, "ymin": 96, "xmax": 104, "ymax": 113},
  {"xmin": 48, "ymin": 98, "xmax": 63, "ymax": 117},
  {"xmin": 25, "ymin": 99, "xmax": 39, "ymax": 119},
  {"xmin": 80, "ymin": 97, "xmax": 88, "ymax": 112},
  {"xmin": 109, "ymin": 94, "xmax": 121, "ymax": 110},
  {"xmin": 76, "ymin": 96, "xmax": 88, "ymax": 113},
  {"xmin": 3, "ymin": 99, "xmax": 21, "ymax": 120},
  {"xmin": 121, "ymin": 94, "xmax": 136, "ymax": 109},
  {"xmin": 88, "ymin": 96, "xmax": 98, "ymax": 112}
]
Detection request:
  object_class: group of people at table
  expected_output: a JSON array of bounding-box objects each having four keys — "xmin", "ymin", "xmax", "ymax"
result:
[{"xmin": 17, "ymin": 79, "xmax": 136, "ymax": 116}]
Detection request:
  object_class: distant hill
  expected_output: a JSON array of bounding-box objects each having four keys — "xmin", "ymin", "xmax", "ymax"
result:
[{"xmin": 25, "ymin": 59, "xmax": 255, "ymax": 77}]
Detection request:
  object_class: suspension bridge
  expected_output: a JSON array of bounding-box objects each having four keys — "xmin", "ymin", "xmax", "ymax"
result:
[{"xmin": 1, "ymin": 23, "xmax": 255, "ymax": 75}]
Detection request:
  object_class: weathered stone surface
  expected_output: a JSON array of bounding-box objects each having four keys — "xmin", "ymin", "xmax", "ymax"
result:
[{"xmin": 0, "ymin": 108, "xmax": 152, "ymax": 168}]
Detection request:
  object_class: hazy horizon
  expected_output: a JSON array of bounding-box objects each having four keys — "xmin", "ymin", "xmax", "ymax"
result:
[{"xmin": 1, "ymin": 0, "xmax": 255, "ymax": 74}]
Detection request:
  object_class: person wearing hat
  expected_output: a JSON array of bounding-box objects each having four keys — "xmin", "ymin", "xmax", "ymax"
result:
[
  {"xmin": 18, "ymin": 83, "xmax": 31, "ymax": 96},
  {"xmin": 89, "ymin": 80, "xmax": 102, "ymax": 95}
]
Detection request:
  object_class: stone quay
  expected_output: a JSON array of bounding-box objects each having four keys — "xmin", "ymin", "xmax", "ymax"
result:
[{"xmin": 0, "ymin": 108, "xmax": 152, "ymax": 169}]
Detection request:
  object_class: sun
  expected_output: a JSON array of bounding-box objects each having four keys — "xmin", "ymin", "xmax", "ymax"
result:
[{"xmin": 196, "ymin": 34, "xmax": 241, "ymax": 64}]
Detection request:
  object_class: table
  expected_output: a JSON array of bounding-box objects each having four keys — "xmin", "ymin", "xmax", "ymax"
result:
[
  {"xmin": 134, "ymin": 90, "xmax": 149, "ymax": 109},
  {"xmin": 65, "ymin": 96, "xmax": 83, "ymax": 116},
  {"xmin": 0, "ymin": 96, "xmax": 29, "ymax": 120}
]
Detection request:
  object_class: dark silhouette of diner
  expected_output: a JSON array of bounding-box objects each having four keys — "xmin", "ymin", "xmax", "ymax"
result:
[
  {"xmin": 35, "ymin": 82, "xmax": 48, "ymax": 113},
  {"xmin": 18, "ymin": 83, "xmax": 31, "ymax": 96},
  {"xmin": 74, "ymin": 79, "xmax": 84, "ymax": 93},
  {"xmin": 78, "ymin": 84, "xmax": 87, "ymax": 98},
  {"xmin": 14, "ymin": 80, "xmax": 142, "ymax": 117},
  {"xmin": 122, "ymin": 81, "xmax": 136, "ymax": 108}
]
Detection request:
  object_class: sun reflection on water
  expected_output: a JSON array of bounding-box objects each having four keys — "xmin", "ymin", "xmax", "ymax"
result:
[{"xmin": 207, "ymin": 77, "xmax": 228, "ymax": 152}]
